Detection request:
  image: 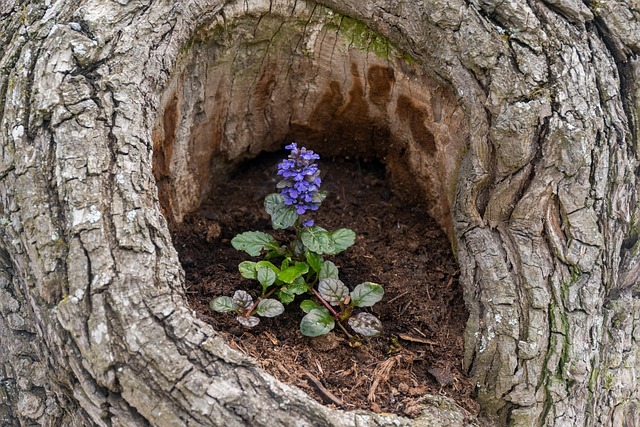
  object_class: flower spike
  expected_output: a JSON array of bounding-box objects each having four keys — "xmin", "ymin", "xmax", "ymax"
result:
[{"xmin": 277, "ymin": 143, "xmax": 322, "ymax": 215}]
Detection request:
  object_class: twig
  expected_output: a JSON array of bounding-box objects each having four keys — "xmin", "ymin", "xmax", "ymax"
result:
[
  {"xmin": 387, "ymin": 291, "xmax": 409, "ymax": 304},
  {"xmin": 412, "ymin": 327, "xmax": 427, "ymax": 338},
  {"xmin": 229, "ymin": 338, "xmax": 248, "ymax": 355},
  {"xmin": 398, "ymin": 301, "xmax": 412, "ymax": 316},
  {"xmin": 304, "ymin": 371, "xmax": 343, "ymax": 406},
  {"xmin": 398, "ymin": 333, "xmax": 439, "ymax": 345},
  {"xmin": 368, "ymin": 356, "xmax": 399, "ymax": 402}
]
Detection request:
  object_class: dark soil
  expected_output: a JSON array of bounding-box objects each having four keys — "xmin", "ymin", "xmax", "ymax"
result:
[{"xmin": 171, "ymin": 151, "xmax": 478, "ymax": 417}]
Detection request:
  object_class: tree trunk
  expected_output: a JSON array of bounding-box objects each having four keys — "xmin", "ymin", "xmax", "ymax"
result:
[{"xmin": 0, "ymin": 0, "xmax": 638, "ymax": 426}]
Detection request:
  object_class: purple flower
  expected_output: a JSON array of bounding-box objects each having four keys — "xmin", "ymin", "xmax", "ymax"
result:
[
  {"xmin": 302, "ymin": 219, "xmax": 314, "ymax": 227},
  {"xmin": 277, "ymin": 143, "xmax": 322, "ymax": 216}
]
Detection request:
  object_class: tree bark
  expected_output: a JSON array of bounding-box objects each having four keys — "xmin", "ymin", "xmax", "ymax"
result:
[{"xmin": 0, "ymin": 0, "xmax": 638, "ymax": 426}]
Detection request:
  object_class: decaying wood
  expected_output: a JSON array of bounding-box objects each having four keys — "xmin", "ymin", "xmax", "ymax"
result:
[{"xmin": 0, "ymin": 0, "xmax": 638, "ymax": 426}]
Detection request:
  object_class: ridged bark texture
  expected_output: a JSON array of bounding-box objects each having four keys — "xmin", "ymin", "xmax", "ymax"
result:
[{"xmin": 0, "ymin": 0, "xmax": 638, "ymax": 426}]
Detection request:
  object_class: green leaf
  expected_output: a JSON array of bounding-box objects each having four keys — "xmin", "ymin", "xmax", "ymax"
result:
[
  {"xmin": 238, "ymin": 261, "xmax": 257, "ymax": 279},
  {"xmin": 277, "ymin": 262, "xmax": 309, "ymax": 284},
  {"xmin": 210, "ymin": 296, "xmax": 235, "ymax": 313},
  {"xmin": 257, "ymin": 266, "xmax": 277, "ymax": 293},
  {"xmin": 348, "ymin": 312, "xmax": 383, "ymax": 337},
  {"xmin": 255, "ymin": 299, "xmax": 285, "ymax": 317},
  {"xmin": 329, "ymin": 228, "xmax": 356, "ymax": 254},
  {"xmin": 319, "ymin": 261, "xmax": 339, "ymax": 280},
  {"xmin": 300, "ymin": 226, "xmax": 334, "ymax": 255},
  {"xmin": 300, "ymin": 299, "xmax": 321, "ymax": 313},
  {"xmin": 256, "ymin": 261, "xmax": 280, "ymax": 273},
  {"xmin": 286, "ymin": 277, "xmax": 308, "ymax": 295},
  {"xmin": 312, "ymin": 190, "xmax": 328, "ymax": 204},
  {"xmin": 264, "ymin": 249, "xmax": 286, "ymax": 260},
  {"xmin": 318, "ymin": 278, "xmax": 349, "ymax": 305},
  {"xmin": 350, "ymin": 282, "xmax": 384, "ymax": 307},
  {"xmin": 280, "ymin": 258, "xmax": 290, "ymax": 270},
  {"xmin": 277, "ymin": 277, "xmax": 308, "ymax": 306},
  {"xmin": 305, "ymin": 250, "xmax": 324, "ymax": 273},
  {"xmin": 301, "ymin": 227, "xmax": 356, "ymax": 255},
  {"xmin": 291, "ymin": 240, "xmax": 305, "ymax": 258},
  {"xmin": 236, "ymin": 316, "xmax": 260, "ymax": 328},
  {"xmin": 264, "ymin": 193, "xmax": 284, "ymax": 214},
  {"xmin": 264, "ymin": 193, "xmax": 298, "ymax": 230},
  {"xmin": 232, "ymin": 290, "xmax": 253, "ymax": 311},
  {"xmin": 231, "ymin": 231, "xmax": 279, "ymax": 257},
  {"xmin": 276, "ymin": 290, "xmax": 295, "ymax": 305},
  {"xmin": 300, "ymin": 307, "xmax": 335, "ymax": 337}
]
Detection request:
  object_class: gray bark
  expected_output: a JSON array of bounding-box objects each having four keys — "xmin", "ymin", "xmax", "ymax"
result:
[{"xmin": 0, "ymin": 0, "xmax": 638, "ymax": 426}]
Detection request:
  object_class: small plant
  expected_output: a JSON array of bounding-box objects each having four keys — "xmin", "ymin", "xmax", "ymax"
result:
[{"xmin": 210, "ymin": 143, "xmax": 384, "ymax": 337}]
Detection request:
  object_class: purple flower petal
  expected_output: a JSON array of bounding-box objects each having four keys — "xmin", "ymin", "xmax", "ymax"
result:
[{"xmin": 277, "ymin": 143, "xmax": 323, "ymax": 216}]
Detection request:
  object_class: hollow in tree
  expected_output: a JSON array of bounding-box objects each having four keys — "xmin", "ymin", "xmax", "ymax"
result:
[{"xmin": 0, "ymin": 0, "xmax": 639, "ymax": 426}]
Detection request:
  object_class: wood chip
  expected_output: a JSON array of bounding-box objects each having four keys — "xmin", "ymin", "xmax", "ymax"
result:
[
  {"xmin": 264, "ymin": 330, "xmax": 279, "ymax": 346},
  {"xmin": 403, "ymin": 403, "xmax": 423, "ymax": 417},
  {"xmin": 408, "ymin": 385, "xmax": 429, "ymax": 396},
  {"xmin": 303, "ymin": 371, "xmax": 343, "ymax": 406},
  {"xmin": 428, "ymin": 365, "xmax": 453, "ymax": 386},
  {"xmin": 398, "ymin": 334, "xmax": 439, "ymax": 345},
  {"xmin": 370, "ymin": 402, "xmax": 382, "ymax": 413},
  {"xmin": 205, "ymin": 222, "xmax": 222, "ymax": 242}
]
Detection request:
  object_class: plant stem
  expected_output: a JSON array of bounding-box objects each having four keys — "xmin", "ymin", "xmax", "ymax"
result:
[
  {"xmin": 334, "ymin": 318, "xmax": 353, "ymax": 338},
  {"xmin": 245, "ymin": 287, "xmax": 277, "ymax": 317},
  {"xmin": 290, "ymin": 218, "xmax": 301, "ymax": 257},
  {"xmin": 311, "ymin": 288, "xmax": 339, "ymax": 317},
  {"xmin": 311, "ymin": 288, "xmax": 353, "ymax": 338}
]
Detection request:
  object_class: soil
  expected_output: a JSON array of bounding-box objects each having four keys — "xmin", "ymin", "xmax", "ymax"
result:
[{"xmin": 171, "ymin": 151, "xmax": 478, "ymax": 418}]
